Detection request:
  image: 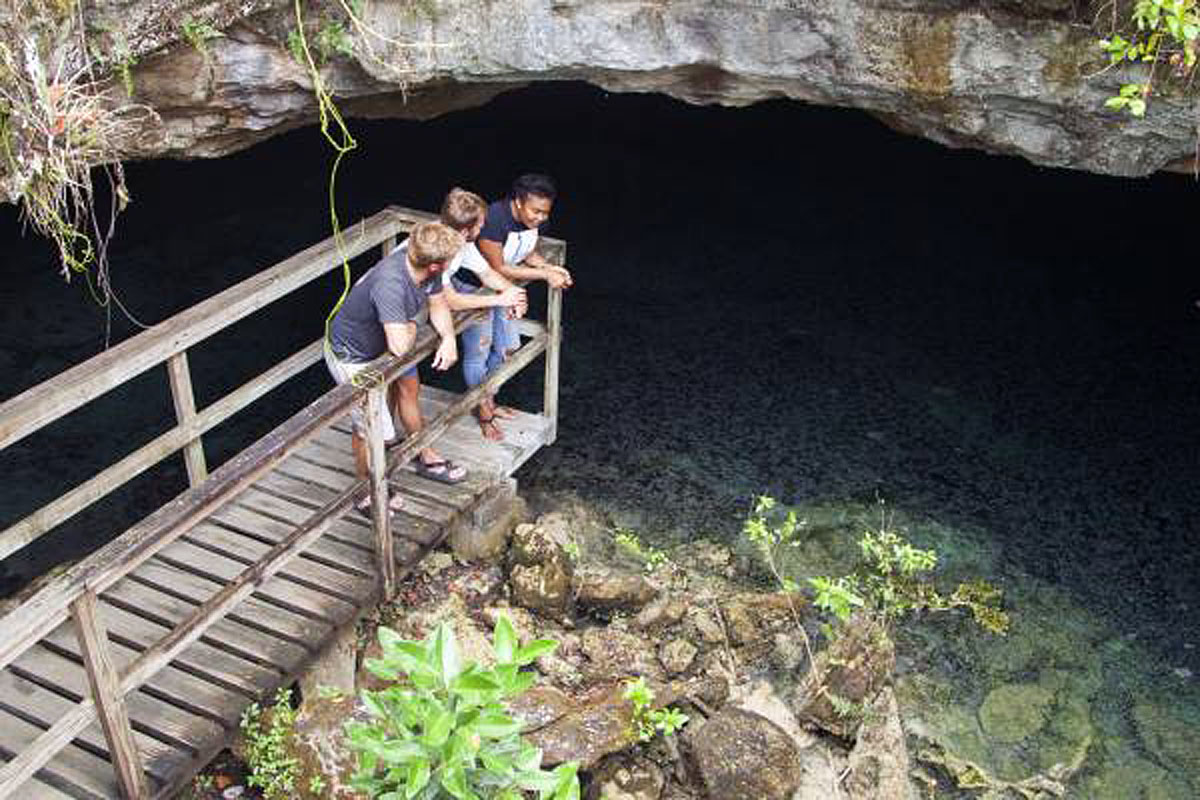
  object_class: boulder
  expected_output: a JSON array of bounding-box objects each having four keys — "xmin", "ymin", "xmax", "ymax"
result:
[
  {"xmin": 659, "ymin": 639, "xmax": 698, "ymax": 676},
  {"xmin": 575, "ymin": 569, "xmax": 659, "ymax": 615},
  {"xmin": 681, "ymin": 707, "xmax": 803, "ymax": 800},
  {"xmin": 720, "ymin": 592, "xmax": 804, "ymax": 647},
  {"xmin": 585, "ymin": 754, "xmax": 666, "ymax": 800},
  {"xmin": 508, "ymin": 522, "xmax": 575, "ymax": 619},
  {"xmin": 633, "ymin": 596, "xmax": 689, "ymax": 632},
  {"xmin": 525, "ymin": 682, "xmax": 638, "ymax": 769}
]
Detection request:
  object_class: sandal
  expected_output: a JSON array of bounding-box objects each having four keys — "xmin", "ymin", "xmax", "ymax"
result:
[{"xmin": 414, "ymin": 457, "xmax": 467, "ymax": 485}]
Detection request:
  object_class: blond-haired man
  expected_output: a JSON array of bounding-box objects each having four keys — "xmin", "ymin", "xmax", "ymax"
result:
[{"xmin": 325, "ymin": 221, "xmax": 464, "ymax": 516}]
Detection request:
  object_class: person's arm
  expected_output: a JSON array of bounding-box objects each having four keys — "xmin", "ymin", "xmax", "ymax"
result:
[
  {"xmin": 477, "ymin": 238, "xmax": 571, "ymax": 289},
  {"xmin": 427, "ymin": 292, "xmax": 458, "ymax": 371},
  {"xmin": 442, "ymin": 276, "xmax": 525, "ymax": 311},
  {"xmin": 383, "ymin": 321, "xmax": 416, "ymax": 361}
]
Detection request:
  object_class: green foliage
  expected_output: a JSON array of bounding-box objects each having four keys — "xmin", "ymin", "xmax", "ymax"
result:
[
  {"xmin": 1098, "ymin": 0, "xmax": 1199, "ymax": 116},
  {"xmin": 239, "ymin": 688, "xmax": 301, "ymax": 800},
  {"xmin": 744, "ymin": 496, "xmax": 1009, "ymax": 636},
  {"xmin": 181, "ymin": 17, "xmax": 223, "ymax": 56},
  {"xmin": 346, "ymin": 615, "xmax": 580, "ymax": 800},
  {"xmin": 613, "ymin": 528, "xmax": 668, "ymax": 573},
  {"xmin": 622, "ymin": 677, "xmax": 690, "ymax": 742},
  {"xmin": 288, "ymin": 17, "xmax": 354, "ymax": 67}
]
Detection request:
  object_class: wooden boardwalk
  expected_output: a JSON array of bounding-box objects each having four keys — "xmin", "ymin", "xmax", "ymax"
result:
[
  {"xmin": 0, "ymin": 206, "xmax": 565, "ymax": 799},
  {"xmin": 0, "ymin": 390, "xmax": 551, "ymax": 799}
]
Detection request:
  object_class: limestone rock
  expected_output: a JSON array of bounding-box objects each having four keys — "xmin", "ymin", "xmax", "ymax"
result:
[
  {"xmin": 525, "ymin": 682, "xmax": 638, "ymax": 769},
  {"xmin": 581, "ymin": 627, "xmax": 665, "ymax": 682},
  {"xmin": 681, "ymin": 707, "xmax": 803, "ymax": 800},
  {"xmin": 585, "ymin": 754, "xmax": 666, "ymax": 800},
  {"xmin": 978, "ymin": 683, "xmax": 1055, "ymax": 743},
  {"xmin": 633, "ymin": 596, "xmax": 688, "ymax": 631},
  {"xmin": 721, "ymin": 592, "xmax": 804, "ymax": 646},
  {"xmin": 659, "ymin": 639, "xmax": 698, "ymax": 676},
  {"xmin": 686, "ymin": 607, "xmax": 725, "ymax": 646},
  {"xmin": 844, "ymin": 688, "xmax": 915, "ymax": 800},
  {"xmin": 508, "ymin": 521, "xmax": 575, "ymax": 618},
  {"xmin": 575, "ymin": 569, "xmax": 659, "ymax": 615},
  {"xmin": 795, "ymin": 614, "xmax": 894, "ymax": 740},
  {"xmin": 43, "ymin": 0, "xmax": 1194, "ymax": 192},
  {"xmin": 288, "ymin": 692, "xmax": 365, "ymax": 799}
]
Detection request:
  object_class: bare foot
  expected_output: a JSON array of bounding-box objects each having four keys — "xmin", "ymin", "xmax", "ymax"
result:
[{"xmin": 476, "ymin": 413, "xmax": 504, "ymax": 442}]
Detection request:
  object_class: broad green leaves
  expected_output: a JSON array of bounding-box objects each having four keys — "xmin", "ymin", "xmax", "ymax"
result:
[
  {"xmin": 1098, "ymin": 0, "xmax": 1199, "ymax": 117},
  {"xmin": 346, "ymin": 616, "xmax": 578, "ymax": 799}
]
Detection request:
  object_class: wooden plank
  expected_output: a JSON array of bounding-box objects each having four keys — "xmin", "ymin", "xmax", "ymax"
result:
[
  {"xmin": 181, "ymin": 523, "xmax": 373, "ymax": 606},
  {"xmin": 70, "ymin": 592, "xmax": 150, "ymax": 799},
  {"xmin": 365, "ymin": 386, "xmax": 395, "ymax": 599},
  {"xmin": 0, "ymin": 669, "xmax": 190, "ymax": 784},
  {"xmin": 252, "ymin": 472, "xmax": 443, "ymax": 549},
  {"xmin": 0, "ymin": 208, "xmax": 408, "ymax": 452},
  {"xmin": 211, "ymin": 503, "xmax": 375, "ymax": 578},
  {"xmin": 0, "ymin": 339, "xmax": 324, "ymax": 562},
  {"xmin": 166, "ymin": 352, "xmax": 207, "ymax": 487},
  {"xmin": 0, "ymin": 703, "xmax": 126, "ymax": 800},
  {"xmin": 276, "ymin": 457, "xmax": 455, "ymax": 526},
  {"xmin": 233, "ymin": 486, "xmax": 375, "ymax": 554},
  {"xmin": 103, "ymin": 579, "xmax": 308, "ymax": 673},
  {"xmin": 126, "ymin": 562, "xmax": 330, "ymax": 650},
  {"xmin": 9, "ymin": 645, "xmax": 225, "ymax": 754},
  {"xmin": 148, "ymin": 545, "xmax": 355, "ymax": 626},
  {"xmin": 87, "ymin": 600, "xmax": 279, "ymax": 698},
  {"xmin": 39, "ymin": 627, "xmax": 248, "ymax": 726}
]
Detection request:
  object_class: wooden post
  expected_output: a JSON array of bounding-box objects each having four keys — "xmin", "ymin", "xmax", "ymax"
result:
[
  {"xmin": 166, "ymin": 352, "xmax": 207, "ymax": 486},
  {"xmin": 71, "ymin": 590, "xmax": 149, "ymax": 800},
  {"xmin": 364, "ymin": 384, "xmax": 395, "ymax": 598},
  {"xmin": 543, "ymin": 285, "xmax": 563, "ymax": 445},
  {"xmin": 382, "ymin": 235, "xmax": 397, "ymax": 259}
]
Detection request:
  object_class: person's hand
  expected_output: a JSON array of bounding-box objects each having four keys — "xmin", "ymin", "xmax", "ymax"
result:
[
  {"xmin": 545, "ymin": 265, "xmax": 573, "ymax": 289},
  {"xmin": 432, "ymin": 337, "xmax": 457, "ymax": 371},
  {"xmin": 498, "ymin": 286, "xmax": 526, "ymax": 308}
]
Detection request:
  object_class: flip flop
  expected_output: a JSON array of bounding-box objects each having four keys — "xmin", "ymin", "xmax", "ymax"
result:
[{"xmin": 414, "ymin": 457, "xmax": 467, "ymax": 485}]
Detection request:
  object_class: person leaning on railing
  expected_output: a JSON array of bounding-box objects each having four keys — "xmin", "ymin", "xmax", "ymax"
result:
[{"xmin": 323, "ymin": 221, "xmax": 464, "ymax": 518}]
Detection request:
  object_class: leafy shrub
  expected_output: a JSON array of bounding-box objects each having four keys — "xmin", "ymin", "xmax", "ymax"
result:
[
  {"xmin": 622, "ymin": 677, "xmax": 689, "ymax": 742},
  {"xmin": 1098, "ymin": 0, "xmax": 1199, "ymax": 116},
  {"xmin": 346, "ymin": 615, "xmax": 580, "ymax": 799},
  {"xmin": 240, "ymin": 687, "xmax": 301, "ymax": 800}
]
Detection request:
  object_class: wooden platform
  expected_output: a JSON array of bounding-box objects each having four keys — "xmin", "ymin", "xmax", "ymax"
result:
[{"xmin": 0, "ymin": 387, "xmax": 551, "ymax": 799}]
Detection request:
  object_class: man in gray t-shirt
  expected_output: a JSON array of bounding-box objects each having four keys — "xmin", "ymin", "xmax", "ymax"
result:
[{"xmin": 324, "ymin": 221, "xmax": 465, "ymax": 517}]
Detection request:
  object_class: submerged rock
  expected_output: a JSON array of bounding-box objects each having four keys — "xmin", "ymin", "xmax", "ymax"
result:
[{"xmin": 978, "ymin": 683, "xmax": 1054, "ymax": 743}]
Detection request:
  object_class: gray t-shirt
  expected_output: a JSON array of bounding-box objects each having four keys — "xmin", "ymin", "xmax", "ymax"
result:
[{"xmin": 328, "ymin": 242, "xmax": 442, "ymax": 363}]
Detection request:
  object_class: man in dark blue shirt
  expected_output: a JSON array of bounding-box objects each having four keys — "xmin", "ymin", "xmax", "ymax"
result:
[{"xmin": 459, "ymin": 174, "xmax": 573, "ymax": 440}]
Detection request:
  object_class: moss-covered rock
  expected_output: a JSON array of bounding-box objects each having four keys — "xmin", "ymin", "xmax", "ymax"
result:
[{"xmin": 978, "ymin": 683, "xmax": 1054, "ymax": 743}]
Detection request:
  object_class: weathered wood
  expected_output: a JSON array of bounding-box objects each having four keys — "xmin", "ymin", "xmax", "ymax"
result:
[
  {"xmin": 364, "ymin": 385, "xmax": 395, "ymax": 599},
  {"xmin": 281, "ymin": 454, "xmax": 456, "ymax": 525},
  {"xmin": 225, "ymin": 487, "xmax": 374, "ymax": 557},
  {"xmin": 166, "ymin": 353, "xmax": 207, "ymax": 487},
  {"xmin": 0, "ymin": 338, "xmax": 324, "ymax": 562},
  {"xmin": 0, "ymin": 702, "xmax": 125, "ymax": 800},
  {"xmin": 0, "ymin": 669, "xmax": 190, "ymax": 784},
  {"xmin": 9, "ymin": 644, "xmax": 225, "ymax": 754},
  {"xmin": 126, "ymin": 561, "xmax": 330, "ymax": 649},
  {"xmin": 70, "ymin": 592, "xmax": 150, "ymax": 800},
  {"xmin": 544, "ymin": 283, "xmax": 563, "ymax": 446},
  {"xmin": 0, "ymin": 209, "xmax": 408, "ymax": 453},
  {"xmin": 212, "ymin": 503, "xmax": 375, "ymax": 578}
]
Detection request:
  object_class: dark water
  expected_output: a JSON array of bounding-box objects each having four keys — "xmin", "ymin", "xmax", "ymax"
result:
[{"xmin": 2, "ymin": 82, "xmax": 1199, "ymax": 672}]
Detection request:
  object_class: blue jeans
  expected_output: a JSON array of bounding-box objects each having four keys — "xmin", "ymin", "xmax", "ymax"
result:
[{"xmin": 460, "ymin": 303, "xmax": 520, "ymax": 389}]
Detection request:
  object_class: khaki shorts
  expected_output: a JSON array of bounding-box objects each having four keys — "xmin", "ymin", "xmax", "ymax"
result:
[{"xmin": 323, "ymin": 345, "xmax": 397, "ymax": 442}]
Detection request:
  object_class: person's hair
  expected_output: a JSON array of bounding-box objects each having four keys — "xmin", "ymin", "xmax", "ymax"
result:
[
  {"xmin": 407, "ymin": 221, "xmax": 464, "ymax": 269},
  {"xmin": 440, "ymin": 187, "xmax": 486, "ymax": 231},
  {"xmin": 512, "ymin": 173, "xmax": 557, "ymax": 202}
]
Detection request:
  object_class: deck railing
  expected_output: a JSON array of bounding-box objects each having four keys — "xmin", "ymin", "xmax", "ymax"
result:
[{"xmin": 0, "ymin": 206, "xmax": 565, "ymax": 799}]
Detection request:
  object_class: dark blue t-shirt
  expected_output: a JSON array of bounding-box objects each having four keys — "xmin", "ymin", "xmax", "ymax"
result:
[{"xmin": 328, "ymin": 242, "xmax": 442, "ymax": 363}]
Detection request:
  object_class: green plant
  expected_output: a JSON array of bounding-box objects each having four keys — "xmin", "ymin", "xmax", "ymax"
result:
[
  {"xmin": 613, "ymin": 528, "xmax": 668, "ymax": 573},
  {"xmin": 807, "ymin": 507, "xmax": 1010, "ymax": 636},
  {"xmin": 240, "ymin": 687, "xmax": 301, "ymax": 800},
  {"xmin": 181, "ymin": 17, "xmax": 223, "ymax": 56},
  {"xmin": 1097, "ymin": 0, "xmax": 1199, "ymax": 116},
  {"xmin": 622, "ymin": 677, "xmax": 690, "ymax": 742},
  {"xmin": 346, "ymin": 615, "xmax": 580, "ymax": 799}
]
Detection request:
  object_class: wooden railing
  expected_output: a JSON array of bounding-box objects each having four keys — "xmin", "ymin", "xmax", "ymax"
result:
[{"xmin": 0, "ymin": 206, "xmax": 565, "ymax": 798}]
